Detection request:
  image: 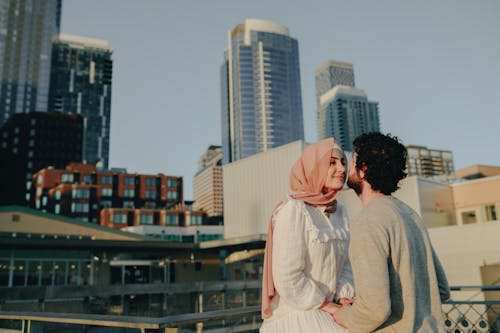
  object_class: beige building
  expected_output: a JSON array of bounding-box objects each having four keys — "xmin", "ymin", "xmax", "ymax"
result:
[
  {"xmin": 406, "ymin": 145, "xmax": 454, "ymax": 177},
  {"xmin": 223, "ymin": 145, "xmax": 500, "ymax": 286},
  {"xmin": 193, "ymin": 146, "xmax": 223, "ymax": 217}
]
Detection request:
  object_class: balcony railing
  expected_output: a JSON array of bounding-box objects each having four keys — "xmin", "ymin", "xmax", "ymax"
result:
[{"xmin": 0, "ymin": 284, "xmax": 498, "ymax": 333}]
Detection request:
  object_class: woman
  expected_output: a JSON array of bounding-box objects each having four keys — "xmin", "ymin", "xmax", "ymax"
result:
[{"xmin": 260, "ymin": 138, "xmax": 354, "ymax": 333}]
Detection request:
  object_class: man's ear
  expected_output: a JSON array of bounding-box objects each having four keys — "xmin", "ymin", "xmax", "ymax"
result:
[{"xmin": 359, "ymin": 165, "xmax": 367, "ymax": 180}]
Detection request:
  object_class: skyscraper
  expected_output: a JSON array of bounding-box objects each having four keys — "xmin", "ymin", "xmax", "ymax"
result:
[
  {"xmin": 48, "ymin": 34, "xmax": 113, "ymax": 169},
  {"xmin": 221, "ymin": 18, "xmax": 304, "ymax": 164},
  {"xmin": 315, "ymin": 60, "xmax": 379, "ymax": 151},
  {"xmin": 0, "ymin": 0, "xmax": 62, "ymax": 125}
]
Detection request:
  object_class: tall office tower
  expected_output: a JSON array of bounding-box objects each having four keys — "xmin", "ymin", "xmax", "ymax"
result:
[
  {"xmin": 48, "ymin": 34, "xmax": 113, "ymax": 169},
  {"xmin": 0, "ymin": 112, "xmax": 83, "ymax": 206},
  {"xmin": 193, "ymin": 145, "xmax": 223, "ymax": 218},
  {"xmin": 221, "ymin": 18, "xmax": 304, "ymax": 164},
  {"xmin": 0, "ymin": 0, "xmax": 62, "ymax": 126},
  {"xmin": 406, "ymin": 145, "xmax": 454, "ymax": 177},
  {"xmin": 315, "ymin": 60, "xmax": 355, "ymax": 102},
  {"xmin": 318, "ymin": 85, "xmax": 380, "ymax": 151}
]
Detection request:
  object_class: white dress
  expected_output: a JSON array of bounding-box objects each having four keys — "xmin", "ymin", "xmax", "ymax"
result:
[{"xmin": 260, "ymin": 197, "xmax": 354, "ymax": 333}]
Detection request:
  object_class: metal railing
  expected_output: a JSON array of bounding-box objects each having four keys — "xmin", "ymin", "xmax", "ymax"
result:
[{"xmin": 0, "ymin": 285, "xmax": 498, "ymax": 333}]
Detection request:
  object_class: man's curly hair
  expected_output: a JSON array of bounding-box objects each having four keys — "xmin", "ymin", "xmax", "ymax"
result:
[{"xmin": 353, "ymin": 132, "xmax": 407, "ymax": 195}]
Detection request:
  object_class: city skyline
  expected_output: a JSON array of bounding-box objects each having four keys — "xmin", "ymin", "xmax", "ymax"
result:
[{"xmin": 61, "ymin": 0, "xmax": 500, "ymax": 199}]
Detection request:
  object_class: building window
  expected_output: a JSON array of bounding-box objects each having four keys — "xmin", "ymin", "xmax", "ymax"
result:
[
  {"xmin": 167, "ymin": 179, "xmax": 177, "ymax": 187},
  {"xmin": 123, "ymin": 189, "xmax": 135, "ymax": 198},
  {"xmin": 101, "ymin": 175, "xmax": 113, "ymax": 185},
  {"xmin": 145, "ymin": 178, "xmax": 156, "ymax": 187},
  {"xmin": 71, "ymin": 203, "xmax": 89, "ymax": 213},
  {"xmin": 485, "ymin": 205, "xmax": 497, "ymax": 221},
  {"xmin": 140, "ymin": 214, "xmax": 153, "ymax": 225},
  {"xmin": 72, "ymin": 189, "xmax": 90, "ymax": 199},
  {"xmin": 100, "ymin": 200, "xmax": 112, "ymax": 208},
  {"xmin": 101, "ymin": 188, "xmax": 113, "ymax": 197},
  {"xmin": 166, "ymin": 215, "xmax": 178, "ymax": 225},
  {"xmin": 461, "ymin": 211, "xmax": 477, "ymax": 224},
  {"xmin": 113, "ymin": 213, "xmax": 127, "ymax": 224},
  {"xmin": 82, "ymin": 174, "xmax": 93, "ymax": 184},
  {"xmin": 145, "ymin": 190, "xmax": 156, "ymax": 199},
  {"xmin": 54, "ymin": 190, "xmax": 61, "ymax": 200},
  {"xmin": 123, "ymin": 177, "xmax": 135, "ymax": 186},
  {"xmin": 123, "ymin": 201, "xmax": 134, "ymax": 208},
  {"xmin": 61, "ymin": 173, "xmax": 74, "ymax": 183},
  {"xmin": 55, "ymin": 204, "xmax": 60, "ymax": 214},
  {"xmin": 167, "ymin": 191, "xmax": 177, "ymax": 200},
  {"xmin": 189, "ymin": 215, "xmax": 202, "ymax": 226}
]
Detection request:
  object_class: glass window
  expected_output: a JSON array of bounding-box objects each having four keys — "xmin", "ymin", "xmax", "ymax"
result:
[
  {"xmin": 123, "ymin": 177, "xmax": 135, "ymax": 186},
  {"xmin": 167, "ymin": 179, "xmax": 177, "ymax": 187},
  {"xmin": 485, "ymin": 205, "xmax": 497, "ymax": 221},
  {"xmin": 100, "ymin": 200, "xmax": 112, "ymax": 208},
  {"xmin": 113, "ymin": 213, "xmax": 127, "ymax": 224},
  {"xmin": 145, "ymin": 190, "xmax": 156, "ymax": 199},
  {"xmin": 101, "ymin": 188, "xmax": 112, "ymax": 197},
  {"xmin": 72, "ymin": 188, "xmax": 90, "ymax": 199},
  {"xmin": 82, "ymin": 174, "xmax": 93, "ymax": 184},
  {"xmin": 71, "ymin": 203, "xmax": 89, "ymax": 213},
  {"xmin": 61, "ymin": 173, "xmax": 74, "ymax": 183},
  {"xmin": 123, "ymin": 189, "xmax": 135, "ymax": 198},
  {"xmin": 167, "ymin": 191, "xmax": 177, "ymax": 200},
  {"xmin": 145, "ymin": 178, "xmax": 156, "ymax": 187},
  {"xmin": 166, "ymin": 215, "xmax": 178, "ymax": 225},
  {"xmin": 123, "ymin": 201, "xmax": 134, "ymax": 208},
  {"xmin": 461, "ymin": 211, "xmax": 477, "ymax": 224},
  {"xmin": 139, "ymin": 214, "xmax": 153, "ymax": 225},
  {"xmin": 101, "ymin": 175, "xmax": 113, "ymax": 185}
]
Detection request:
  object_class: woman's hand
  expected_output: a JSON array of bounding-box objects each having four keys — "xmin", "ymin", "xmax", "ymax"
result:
[
  {"xmin": 338, "ymin": 297, "xmax": 354, "ymax": 306},
  {"xmin": 319, "ymin": 300, "xmax": 341, "ymax": 315}
]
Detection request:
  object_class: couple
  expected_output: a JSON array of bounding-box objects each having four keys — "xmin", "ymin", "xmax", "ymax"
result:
[{"xmin": 260, "ymin": 132, "xmax": 450, "ymax": 333}]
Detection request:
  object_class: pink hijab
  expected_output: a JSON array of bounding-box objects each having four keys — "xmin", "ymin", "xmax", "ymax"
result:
[{"xmin": 261, "ymin": 138, "xmax": 344, "ymax": 319}]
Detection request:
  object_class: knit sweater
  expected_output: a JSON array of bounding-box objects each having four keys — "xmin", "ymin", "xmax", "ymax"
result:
[{"xmin": 336, "ymin": 196, "xmax": 450, "ymax": 332}]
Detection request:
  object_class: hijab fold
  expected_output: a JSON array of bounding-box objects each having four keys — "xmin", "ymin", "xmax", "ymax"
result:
[{"xmin": 261, "ymin": 138, "xmax": 344, "ymax": 319}]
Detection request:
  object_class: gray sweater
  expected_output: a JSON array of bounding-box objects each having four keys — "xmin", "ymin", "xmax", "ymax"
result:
[{"xmin": 336, "ymin": 196, "xmax": 450, "ymax": 333}]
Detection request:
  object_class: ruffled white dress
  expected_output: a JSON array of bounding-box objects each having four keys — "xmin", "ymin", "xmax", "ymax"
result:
[{"xmin": 260, "ymin": 197, "xmax": 354, "ymax": 333}]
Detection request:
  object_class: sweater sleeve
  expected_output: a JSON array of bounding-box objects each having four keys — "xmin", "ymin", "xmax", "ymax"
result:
[
  {"xmin": 272, "ymin": 200, "xmax": 327, "ymax": 310},
  {"xmin": 335, "ymin": 219, "xmax": 391, "ymax": 332},
  {"xmin": 432, "ymin": 246, "xmax": 450, "ymax": 302}
]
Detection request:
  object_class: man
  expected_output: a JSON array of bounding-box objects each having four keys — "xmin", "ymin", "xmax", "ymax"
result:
[{"xmin": 334, "ymin": 132, "xmax": 450, "ymax": 332}]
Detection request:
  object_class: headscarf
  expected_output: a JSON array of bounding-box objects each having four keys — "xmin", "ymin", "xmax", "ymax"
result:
[{"xmin": 261, "ymin": 137, "xmax": 345, "ymax": 319}]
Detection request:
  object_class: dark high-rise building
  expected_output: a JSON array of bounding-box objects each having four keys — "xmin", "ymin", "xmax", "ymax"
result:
[
  {"xmin": 0, "ymin": 112, "xmax": 83, "ymax": 205},
  {"xmin": 0, "ymin": 0, "xmax": 62, "ymax": 125},
  {"xmin": 48, "ymin": 34, "xmax": 113, "ymax": 169},
  {"xmin": 221, "ymin": 18, "xmax": 304, "ymax": 164}
]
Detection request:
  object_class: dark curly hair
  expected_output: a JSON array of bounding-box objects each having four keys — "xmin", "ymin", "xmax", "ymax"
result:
[{"xmin": 352, "ymin": 132, "xmax": 407, "ymax": 195}]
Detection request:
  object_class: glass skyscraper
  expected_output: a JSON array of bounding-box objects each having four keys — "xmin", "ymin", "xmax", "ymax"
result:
[
  {"xmin": 221, "ymin": 19, "xmax": 304, "ymax": 164},
  {"xmin": 315, "ymin": 59, "xmax": 379, "ymax": 151},
  {"xmin": 48, "ymin": 34, "xmax": 113, "ymax": 169},
  {"xmin": 0, "ymin": 0, "xmax": 61, "ymax": 126}
]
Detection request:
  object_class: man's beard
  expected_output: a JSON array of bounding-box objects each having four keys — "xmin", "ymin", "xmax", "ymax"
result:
[{"xmin": 347, "ymin": 172, "xmax": 362, "ymax": 195}]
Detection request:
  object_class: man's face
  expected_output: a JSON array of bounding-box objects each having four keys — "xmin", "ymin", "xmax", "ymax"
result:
[{"xmin": 347, "ymin": 152, "xmax": 363, "ymax": 195}]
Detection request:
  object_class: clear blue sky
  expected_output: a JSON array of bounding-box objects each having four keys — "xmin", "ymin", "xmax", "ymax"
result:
[{"xmin": 61, "ymin": 0, "xmax": 500, "ymax": 199}]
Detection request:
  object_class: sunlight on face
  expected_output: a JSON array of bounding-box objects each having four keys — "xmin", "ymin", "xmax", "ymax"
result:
[{"xmin": 324, "ymin": 149, "xmax": 347, "ymax": 191}]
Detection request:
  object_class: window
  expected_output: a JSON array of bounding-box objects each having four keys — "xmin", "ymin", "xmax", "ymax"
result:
[
  {"xmin": 123, "ymin": 201, "xmax": 134, "ymax": 208},
  {"xmin": 61, "ymin": 173, "xmax": 74, "ymax": 183},
  {"xmin": 461, "ymin": 211, "xmax": 477, "ymax": 224},
  {"xmin": 113, "ymin": 213, "xmax": 127, "ymax": 224},
  {"xmin": 167, "ymin": 191, "xmax": 177, "ymax": 200},
  {"xmin": 166, "ymin": 215, "xmax": 178, "ymax": 225},
  {"xmin": 189, "ymin": 215, "xmax": 203, "ymax": 226},
  {"xmin": 123, "ymin": 177, "xmax": 134, "ymax": 186},
  {"xmin": 145, "ymin": 178, "xmax": 156, "ymax": 187},
  {"xmin": 100, "ymin": 200, "xmax": 112, "ymax": 208},
  {"xmin": 167, "ymin": 179, "xmax": 177, "ymax": 187},
  {"xmin": 145, "ymin": 190, "xmax": 156, "ymax": 199},
  {"xmin": 72, "ymin": 188, "xmax": 90, "ymax": 199},
  {"xmin": 101, "ymin": 175, "xmax": 113, "ymax": 185},
  {"xmin": 140, "ymin": 214, "xmax": 153, "ymax": 225},
  {"xmin": 54, "ymin": 190, "xmax": 61, "ymax": 200},
  {"xmin": 71, "ymin": 203, "xmax": 89, "ymax": 213},
  {"xmin": 82, "ymin": 174, "xmax": 93, "ymax": 184},
  {"xmin": 485, "ymin": 205, "xmax": 497, "ymax": 221},
  {"xmin": 123, "ymin": 189, "xmax": 135, "ymax": 198},
  {"xmin": 55, "ymin": 204, "xmax": 60, "ymax": 214},
  {"xmin": 101, "ymin": 188, "xmax": 112, "ymax": 197}
]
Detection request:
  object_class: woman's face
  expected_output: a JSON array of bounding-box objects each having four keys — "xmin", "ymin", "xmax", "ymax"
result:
[{"xmin": 324, "ymin": 149, "xmax": 347, "ymax": 191}]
